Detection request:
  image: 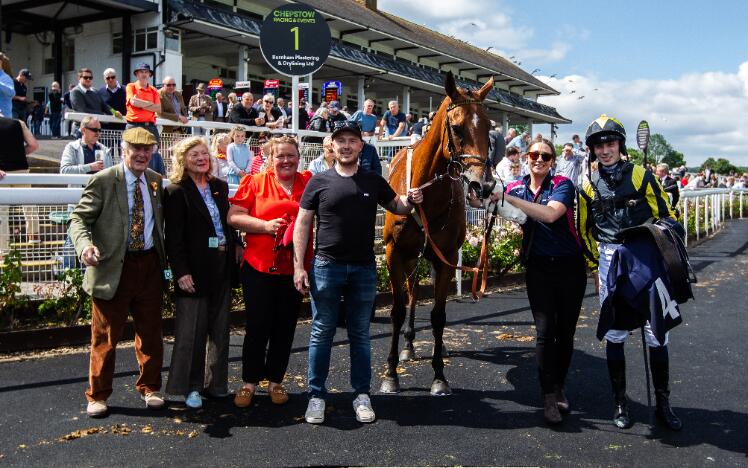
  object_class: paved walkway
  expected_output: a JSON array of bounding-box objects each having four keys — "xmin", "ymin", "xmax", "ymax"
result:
[{"xmin": 0, "ymin": 220, "xmax": 746, "ymax": 467}]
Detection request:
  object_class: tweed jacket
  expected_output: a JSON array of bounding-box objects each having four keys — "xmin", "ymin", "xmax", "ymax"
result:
[
  {"xmin": 69, "ymin": 164, "xmax": 167, "ymax": 300},
  {"xmin": 158, "ymin": 89, "xmax": 188, "ymax": 133}
]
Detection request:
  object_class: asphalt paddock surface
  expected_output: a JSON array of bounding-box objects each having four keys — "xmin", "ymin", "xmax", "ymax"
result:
[{"xmin": 1, "ymin": 220, "xmax": 746, "ymax": 467}]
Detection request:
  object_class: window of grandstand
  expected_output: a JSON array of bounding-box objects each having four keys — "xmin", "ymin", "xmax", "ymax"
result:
[{"xmin": 113, "ymin": 27, "xmax": 159, "ymax": 54}]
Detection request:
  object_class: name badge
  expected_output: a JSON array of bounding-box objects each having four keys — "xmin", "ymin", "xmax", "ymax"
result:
[
  {"xmin": 208, "ymin": 237, "xmax": 220, "ymax": 248},
  {"xmin": 163, "ymin": 268, "xmax": 173, "ymax": 281}
]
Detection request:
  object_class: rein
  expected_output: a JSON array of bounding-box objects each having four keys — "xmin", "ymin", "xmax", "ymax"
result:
[{"xmin": 404, "ymin": 96, "xmax": 496, "ymax": 300}]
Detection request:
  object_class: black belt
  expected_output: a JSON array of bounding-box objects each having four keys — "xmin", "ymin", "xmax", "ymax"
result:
[{"xmin": 126, "ymin": 248, "xmax": 155, "ymax": 258}]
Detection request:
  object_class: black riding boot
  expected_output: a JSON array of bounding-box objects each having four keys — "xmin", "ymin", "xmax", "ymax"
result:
[
  {"xmin": 607, "ymin": 359, "xmax": 632, "ymax": 429},
  {"xmin": 650, "ymin": 356, "xmax": 683, "ymax": 431}
]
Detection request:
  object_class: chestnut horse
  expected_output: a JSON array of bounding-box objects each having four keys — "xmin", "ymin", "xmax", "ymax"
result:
[{"xmin": 381, "ymin": 72, "xmax": 495, "ymax": 396}]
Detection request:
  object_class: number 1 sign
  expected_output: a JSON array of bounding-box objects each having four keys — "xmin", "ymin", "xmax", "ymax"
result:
[{"xmin": 259, "ymin": 3, "xmax": 331, "ymax": 77}]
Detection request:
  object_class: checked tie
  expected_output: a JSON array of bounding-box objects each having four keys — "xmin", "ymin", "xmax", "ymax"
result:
[{"xmin": 129, "ymin": 177, "xmax": 145, "ymax": 250}]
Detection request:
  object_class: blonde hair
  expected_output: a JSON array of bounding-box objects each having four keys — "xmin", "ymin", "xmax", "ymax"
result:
[
  {"xmin": 227, "ymin": 92, "xmax": 237, "ymax": 104},
  {"xmin": 170, "ymin": 136, "xmax": 212, "ymax": 183},
  {"xmin": 262, "ymin": 135, "xmax": 300, "ymax": 173},
  {"xmin": 228, "ymin": 126, "xmax": 246, "ymax": 142},
  {"xmin": 211, "ymin": 132, "xmax": 231, "ymax": 155}
]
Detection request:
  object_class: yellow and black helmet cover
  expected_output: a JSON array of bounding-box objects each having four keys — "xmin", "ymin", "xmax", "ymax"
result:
[{"xmin": 585, "ymin": 114, "xmax": 627, "ymax": 161}]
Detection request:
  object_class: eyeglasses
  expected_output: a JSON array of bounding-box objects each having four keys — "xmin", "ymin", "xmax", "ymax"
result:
[
  {"xmin": 526, "ymin": 151, "xmax": 554, "ymax": 162},
  {"xmin": 105, "ymin": 76, "xmax": 116, "ymax": 80},
  {"xmin": 81, "ymin": 76, "xmax": 93, "ymax": 80},
  {"xmin": 83, "ymin": 126, "xmax": 101, "ymax": 133}
]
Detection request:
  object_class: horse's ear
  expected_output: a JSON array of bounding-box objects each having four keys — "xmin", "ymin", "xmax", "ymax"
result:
[
  {"xmin": 444, "ymin": 71, "xmax": 460, "ymax": 101},
  {"xmin": 476, "ymin": 76, "xmax": 494, "ymax": 101}
]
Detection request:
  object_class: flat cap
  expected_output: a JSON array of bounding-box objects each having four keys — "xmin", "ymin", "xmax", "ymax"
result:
[{"xmin": 122, "ymin": 127, "xmax": 157, "ymax": 145}]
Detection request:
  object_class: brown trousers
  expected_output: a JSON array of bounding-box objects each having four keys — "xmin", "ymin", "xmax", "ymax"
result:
[{"xmin": 86, "ymin": 250, "xmax": 164, "ymax": 402}]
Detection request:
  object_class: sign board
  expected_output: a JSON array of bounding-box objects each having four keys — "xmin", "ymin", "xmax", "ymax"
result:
[
  {"xmin": 259, "ymin": 3, "xmax": 331, "ymax": 77},
  {"xmin": 207, "ymin": 79, "xmax": 223, "ymax": 89},
  {"xmin": 235, "ymin": 81, "xmax": 251, "ymax": 89},
  {"xmin": 323, "ymin": 80, "xmax": 342, "ymax": 95},
  {"xmin": 298, "ymin": 82, "xmax": 310, "ymax": 102},
  {"xmin": 637, "ymin": 120, "xmax": 650, "ymax": 150},
  {"xmin": 264, "ymin": 79, "xmax": 280, "ymax": 89}
]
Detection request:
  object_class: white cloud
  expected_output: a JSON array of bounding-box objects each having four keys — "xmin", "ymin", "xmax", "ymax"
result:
[
  {"xmin": 378, "ymin": 0, "xmax": 570, "ymax": 63},
  {"xmin": 536, "ymin": 62, "xmax": 748, "ymax": 167}
]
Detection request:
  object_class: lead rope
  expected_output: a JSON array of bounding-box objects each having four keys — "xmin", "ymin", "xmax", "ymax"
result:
[{"xmin": 416, "ymin": 203, "xmax": 491, "ymax": 300}]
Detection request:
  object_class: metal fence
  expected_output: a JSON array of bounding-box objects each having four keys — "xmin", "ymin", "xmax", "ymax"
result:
[{"xmin": 0, "ymin": 172, "xmax": 501, "ymax": 289}]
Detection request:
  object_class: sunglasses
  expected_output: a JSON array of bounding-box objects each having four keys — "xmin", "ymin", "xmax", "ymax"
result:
[
  {"xmin": 526, "ymin": 151, "xmax": 554, "ymax": 162},
  {"xmin": 263, "ymin": 100, "xmax": 274, "ymax": 104},
  {"xmin": 83, "ymin": 126, "xmax": 101, "ymax": 133},
  {"xmin": 165, "ymin": 83, "xmax": 176, "ymax": 87},
  {"xmin": 81, "ymin": 76, "xmax": 93, "ymax": 80},
  {"xmin": 105, "ymin": 76, "xmax": 116, "ymax": 80}
]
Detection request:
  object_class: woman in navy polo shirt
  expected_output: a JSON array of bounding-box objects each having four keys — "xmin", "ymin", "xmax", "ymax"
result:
[{"xmin": 493, "ymin": 138, "xmax": 587, "ymax": 425}]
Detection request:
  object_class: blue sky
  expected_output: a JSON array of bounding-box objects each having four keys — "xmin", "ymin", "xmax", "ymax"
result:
[
  {"xmin": 509, "ymin": 0, "xmax": 748, "ymax": 81},
  {"xmin": 378, "ymin": 0, "xmax": 748, "ymax": 167}
]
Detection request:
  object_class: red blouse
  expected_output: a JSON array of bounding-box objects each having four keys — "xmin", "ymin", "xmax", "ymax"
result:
[{"xmin": 229, "ymin": 170, "xmax": 313, "ymax": 275}]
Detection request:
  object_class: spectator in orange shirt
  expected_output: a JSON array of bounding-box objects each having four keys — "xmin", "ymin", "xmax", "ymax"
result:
[
  {"xmin": 227, "ymin": 135, "xmax": 313, "ymax": 409},
  {"xmin": 126, "ymin": 63, "xmax": 165, "ymax": 175}
]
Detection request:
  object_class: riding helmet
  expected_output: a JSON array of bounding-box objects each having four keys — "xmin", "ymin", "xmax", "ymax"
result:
[{"xmin": 585, "ymin": 114, "xmax": 627, "ymax": 161}]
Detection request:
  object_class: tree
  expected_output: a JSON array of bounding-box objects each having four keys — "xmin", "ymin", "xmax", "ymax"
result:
[
  {"xmin": 626, "ymin": 147, "xmax": 643, "ymax": 165},
  {"xmin": 700, "ymin": 157, "xmax": 739, "ymax": 175},
  {"xmin": 645, "ymin": 133, "xmax": 685, "ymax": 167}
]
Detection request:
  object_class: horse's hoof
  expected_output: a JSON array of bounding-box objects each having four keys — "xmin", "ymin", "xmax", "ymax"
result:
[
  {"xmin": 430, "ymin": 379, "xmax": 452, "ymax": 396},
  {"xmin": 399, "ymin": 347, "xmax": 415, "ymax": 362},
  {"xmin": 380, "ymin": 377, "xmax": 401, "ymax": 394}
]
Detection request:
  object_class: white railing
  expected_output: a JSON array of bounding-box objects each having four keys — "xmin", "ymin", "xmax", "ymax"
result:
[
  {"xmin": 678, "ymin": 188, "xmax": 748, "ymax": 246},
  {"xmin": 65, "ymin": 112, "xmax": 410, "ymax": 175}
]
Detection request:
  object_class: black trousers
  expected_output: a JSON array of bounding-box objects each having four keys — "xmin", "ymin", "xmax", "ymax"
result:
[
  {"xmin": 241, "ymin": 263, "xmax": 302, "ymax": 384},
  {"xmin": 525, "ymin": 254, "xmax": 587, "ymax": 393}
]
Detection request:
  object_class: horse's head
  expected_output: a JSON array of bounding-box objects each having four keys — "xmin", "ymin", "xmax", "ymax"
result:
[{"xmin": 443, "ymin": 71, "xmax": 495, "ymax": 201}]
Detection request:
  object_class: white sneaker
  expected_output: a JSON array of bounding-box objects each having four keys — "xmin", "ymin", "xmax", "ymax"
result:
[
  {"xmin": 141, "ymin": 391, "xmax": 166, "ymax": 410},
  {"xmin": 305, "ymin": 397, "xmax": 325, "ymax": 424},
  {"xmin": 353, "ymin": 394, "xmax": 376, "ymax": 423},
  {"xmin": 86, "ymin": 400, "xmax": 108, "ymax": 418}
]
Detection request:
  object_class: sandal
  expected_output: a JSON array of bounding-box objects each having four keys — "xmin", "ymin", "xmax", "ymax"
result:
[
  {"xmin": 233, "ymin": 386, "xmax": 255, "ymax": 408},
  {"xmin": 269, "ymin": 385, "xmax": 289, "ymax": 405}
]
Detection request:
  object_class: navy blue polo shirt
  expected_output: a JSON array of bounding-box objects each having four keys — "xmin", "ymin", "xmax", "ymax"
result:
[{"xmin": 506, "ymin": 174, "xmax": 581, "ymax": 257}]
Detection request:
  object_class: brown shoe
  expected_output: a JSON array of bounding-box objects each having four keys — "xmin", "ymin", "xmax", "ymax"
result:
[
  {"xmin": 234, "ymin": 387, "xmax": 254, "ymax": 408},
  {"xmin": 555, "ymin": 386, "xmax": 570, "ymax": 414},
  {"xmin": 269, "ymin": 385, "xmax": 289, "ymax": 405},
  {"xmin": 544, "ymin": 393, "xmax": 562, "ymax": 425}
]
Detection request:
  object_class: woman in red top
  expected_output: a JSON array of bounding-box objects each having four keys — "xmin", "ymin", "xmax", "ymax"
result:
[{"xmin": 228, "ymin": 135, "xmax": 312, "ymax": 408}]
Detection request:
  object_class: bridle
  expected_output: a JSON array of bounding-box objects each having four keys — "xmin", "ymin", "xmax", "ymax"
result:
[{"xmin": 443, "ymin": 97, "xmax": 496, "ymax": 199}]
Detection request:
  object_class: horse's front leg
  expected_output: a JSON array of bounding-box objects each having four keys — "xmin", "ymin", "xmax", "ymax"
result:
[
  {"xmin": 381, "ymin": 247, "xmax": 406, "ymax": 394},
  {"xmin": 430, "ymin": 261, "xmax": 454, "ymax": 396},
  {"xmin": 399, "ymin": 265, "xmax": 419, "ymax": 362}
]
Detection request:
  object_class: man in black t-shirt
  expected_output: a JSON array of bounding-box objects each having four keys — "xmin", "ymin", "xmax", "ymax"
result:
[{"xmin": 293, "ymin": 121, "xmax": 422, "ymax": 425}]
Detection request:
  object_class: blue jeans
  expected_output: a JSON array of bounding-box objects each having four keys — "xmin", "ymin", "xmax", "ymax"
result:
[{"xmin": 307, "ymin": 256, "xmax": 376, "ymax": 398}]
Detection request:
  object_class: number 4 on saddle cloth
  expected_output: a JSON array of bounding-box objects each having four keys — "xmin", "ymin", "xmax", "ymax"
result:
[{"xmin": 598, "ymin": 219, "xmax": 697, "ymax": 346}]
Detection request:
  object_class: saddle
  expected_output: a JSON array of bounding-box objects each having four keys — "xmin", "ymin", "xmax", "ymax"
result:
[{"xmin": 616, "ymin": 219, "xmax": 696, "ymax": 304}]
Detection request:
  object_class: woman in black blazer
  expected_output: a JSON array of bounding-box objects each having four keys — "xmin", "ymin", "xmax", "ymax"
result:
[{"xmin": 164, "ymin": 136, "xmax": 242, "ymax": 409}]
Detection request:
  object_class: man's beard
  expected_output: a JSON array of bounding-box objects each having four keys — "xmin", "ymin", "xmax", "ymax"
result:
[{"xmin": 335, "ymin": 153, "xmax": 359, "ymax": 168}]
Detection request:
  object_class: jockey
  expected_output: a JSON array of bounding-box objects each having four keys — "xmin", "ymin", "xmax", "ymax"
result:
[{"xmin": 577, "ymin": 114, "xmax": 683, "ymax": 432}]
